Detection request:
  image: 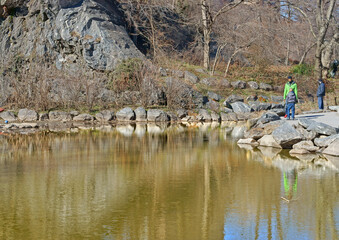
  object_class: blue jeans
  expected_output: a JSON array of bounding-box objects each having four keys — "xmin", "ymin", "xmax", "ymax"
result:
[
  {"xmin": 318, "ymin": 96, "xmax": 324, "ymax": 110},
  {"xmin": 286, "ymin": 102, "xmax": 295, "ymax": 119}
]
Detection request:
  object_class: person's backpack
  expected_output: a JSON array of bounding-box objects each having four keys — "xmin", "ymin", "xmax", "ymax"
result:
[{"xmin": 286, "ymin": 91, "xmax": 296, "ymax": 103}]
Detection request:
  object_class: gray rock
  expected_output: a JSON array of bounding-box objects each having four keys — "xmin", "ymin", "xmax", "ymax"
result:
[
  {"xmin": 95, "ymin": 110, "xmax": 114, "ymax": 122},
  {"xmin": 246, "ymin": 95, "xmax": 258, "ymax": 102},
  {"xmin": 73, "ymin": 113, "xmax": 94, "ymax": 121},
  {"xmin": 271, "ymin": 95, "xmax": 284, "ymax": 103},
  {"xmin": 249, "ymin": 101, "xmax": 271, "ymax": 112},
  {"xmin": 39, "ymin": 113, "xmax": 49, "ymax": 121},
  {"xmin": 197, "ymin": 109, "xmax": 212, "ymax": 122},
  {"xmin": 270, "ymin": 108, "xmax": 285, "ymax": 116},
  {"xmin": 167, "ymin": 112, "xmax": 179, "ymax": 122},
  {"xmin": 147, "ymin": 109, "xmax": 169, "ymax": 122},
  {"xmin": 231, "ymin": 102, "xmax": 252, "ymax": 113},
  {"xmin": 135, "ymin": 107, "xmax": 147, "ymax": 121},
  {"xmin": 70, "ymin": 111, "xmax": 80, "ymax": 117},
  {"xmin": 271, "ymin": 103, "xmax": 284, "ymax": 109},
  {"xmin": 247, "ymin": 81, "xmax": 259, "ymax": 90},
  {"xmin": 298, "ymin": 119, "xmax": 315, "ymax": 129},
  {"xmin": 236, "ymin": 113, "xmax": 251, "ymax": 121},
  {"xmin": 258, "ymin": 135, "xmax": 282, "ymax": 148},
  {"xmin": 322, "ymin": 139, "xmax": 339, "ymax": 157},
  {"xmin": 201, "ymin": 77, "xmax": 216, "ymax": 86},
  {"xmin": 292, "ymin": 141, "xmax": 319, "ymax": 152},
  {"xmin": 159, "ymin": 67, "xmax": 167, "ymax": 77},
  {"xmin": 177, "ymin": 109, "xmax": 188, "ymax": 119},
  {"xmin": 185, "ymin": 71, "xmax": 199, "ymax": 84},
  {"xmin": 257, "ymin": 112, "xmax": 280, "ymax": 124},
  {"xmin": 210, "ymin": 111, "xmax": 220, "ymax": 122},
  {"xmin": 272, "ymin": 122, "xmax": 303, "ymax": 148},
  {"xmin": 0, "ymin": 111, "xmax": 17, "ymax": 122},
  {"xmin": 223, "ymin": 95, "xmax": 244, "ymax": 108},
  {"xmin": 208, "ymin": 91, "xmax": 222, "ymax": 102},
  {"xmin": 259, "ymin": 83, "xmax": 273, "ymax": 91},
  {"xmin": 289, "ymin": 149, "xmax": 310, "ymax": 155},
  {"xmin": 220, "ymin": 79, "xmax": 231, "ymax": 88},
  {"xmin": 18, "ymin": 109, "xmax": 38, "ymax": 122},
  {"xmin": 206, "ymin": 99, "xmax": 220, "ymax": 112},
  {"xmin": 221, "ymin": 107, "xmax": 233, "ymax": 113},
  {"xmin": 231, "ymin": 80, "xmax": 246, "ymax": 89},
  {"xmin": 173, "ymin": 70, "xmax": 184, "ymax": 78},
  {"xmin": 307, "ymin": 122, "xmax": 337, "ymax": 136},
  {"xmin": 49, "ymin": 111, "xmax": 72, "ymax": 121},
  {"xmin": 220, "ymin": 112, "xmax": 238, "ymax": 122},
  {"xmin": 314, "ymin": 134, "xmax": 339, "ymax": 148},
  {"xmin": 244, "ymin": 128, "xmax": 265, "ymax": 140},
  {"xmin": 296, "ymin": 126, "xmax": 317, "ymax": 141},
  {"xmin": 116, "ymin": 107, "xmax": 136, "ymax": 121},
  {"xmin": 237, "ymin": 138, "xmax": 259, "ymax": 146},
  {"xmin": 329, "ymin": 106, "xmax": 339, "ymax": 112},
  {"xmin": 231, "ymin": 126, "xmax": 247, "ymax": 138}
]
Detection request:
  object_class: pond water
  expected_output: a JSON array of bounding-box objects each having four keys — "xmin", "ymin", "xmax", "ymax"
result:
[{"xmin": 0, "ymin": 123, "xmax": 338, "ymax": 240}]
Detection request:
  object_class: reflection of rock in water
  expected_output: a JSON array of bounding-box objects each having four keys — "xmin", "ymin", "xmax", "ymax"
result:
[
  {"xmin": 147, "ymin": 123, "xmax": 166, "ymax": 135},
  {"xmin": 117, "ymin": 125, "xmax": 135, "ymax": 137},
  {"xmin": 134, "ymin": 124, "xmax": 146, "ymax": 137},
  {"xmin": 258, "ymin": 146, "xmax": 282, "ymax": 159}
]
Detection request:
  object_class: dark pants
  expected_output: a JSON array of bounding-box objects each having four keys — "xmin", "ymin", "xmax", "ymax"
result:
[
  {"xmin": 318, "ymin": 96, "xmax": 324, "ymax": 110},
  {"xmin": 286, "ymin": 102, "xmax": 295, "ymax": 119}
]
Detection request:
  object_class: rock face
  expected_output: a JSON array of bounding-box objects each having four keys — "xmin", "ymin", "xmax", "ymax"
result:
[
  {"xmin": 272, "ymin": 122, "xmax": 302, "ymax": 148},
  {"xmin": 116, "ymin": 107, "xmax": 136, "ymax": 121},
  {"xmin": 147, "ymin": 109, "xmax": 169, "ymax": 122},
  {"xmin": 323, "ymin": 139, "xmax": 339, "ymax": 157},
  {"xmin": 18, "ymin": 109, "xmax": 38, "ymax": 122},
  {"xmin": 231, "ymin": 102, "xmax": 252, "ymax": 113},
  {"xmin": 0, "ymin": 0, "xmax": 144, "ymax": 72}
]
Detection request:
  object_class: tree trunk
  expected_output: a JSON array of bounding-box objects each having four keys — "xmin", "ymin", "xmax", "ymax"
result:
[{"xmin": 201, "ymin": 0, "xmax": 210, "ymax": 70}]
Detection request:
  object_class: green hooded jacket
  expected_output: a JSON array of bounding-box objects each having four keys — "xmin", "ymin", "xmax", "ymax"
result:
[{"xmin": 284, "ymin": 81, "xmax": 298, "ymax": 100}]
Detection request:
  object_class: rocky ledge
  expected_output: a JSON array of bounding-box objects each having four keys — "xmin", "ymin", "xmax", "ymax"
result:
[{"xmin": 237, "ymin": 112, "xmax": 339, "ymax": 157}]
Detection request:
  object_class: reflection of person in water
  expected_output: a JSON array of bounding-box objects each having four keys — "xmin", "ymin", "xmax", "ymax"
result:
[{"xmin": 283, "ymin": 169, "xmax": 298, "ymax": 201}]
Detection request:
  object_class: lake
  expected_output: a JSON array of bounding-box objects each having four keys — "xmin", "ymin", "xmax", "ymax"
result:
[{"xmin": 0, "ymin": 123, "xmax": 338, "ymax": 239}]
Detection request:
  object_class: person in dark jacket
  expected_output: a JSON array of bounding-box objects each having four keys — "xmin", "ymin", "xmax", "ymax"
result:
[
  {"xmin": 286, "ymin": 88, "xmax": 297, "ymax": 120},
  {"xmin": 316, "ymin": 79, "xmax": 325, "ymax": 110}
]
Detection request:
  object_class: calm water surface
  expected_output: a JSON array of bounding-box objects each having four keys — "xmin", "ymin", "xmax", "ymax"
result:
[{"xmin": 0, "ymin": 124, "xmax": 338, "ymax": 240}]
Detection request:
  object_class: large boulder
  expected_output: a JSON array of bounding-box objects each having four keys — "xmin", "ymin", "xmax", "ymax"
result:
[
  {"xmin": 73, "ymin": 113, "xmax": 94, "ymax": 121},
  {"xmin": 258, "ymin": 135, "xmax": 282, "ymax": 148},
  {"xmin": 256, "ymin": 112, "xmax": 280, "ymax": 124},
  {"xmin": 323, "ymin": 139, "xmax": 339, "ymax": 157},
  {"xmin": 0, "ymin": 111, "xmax": 17, "ymax": 122},
  {"xmin": 95, "ymin": 110, "xmax": 115, "ymax": 122},
  {"xmin": 259, "ymin": 83, "xmax": 273, "ymax": 91},
  {"xmin": 292, "ymin": 141, "xmax": 319, "ymax": 152},
  {"xmin": 197, "ymin": 109, "xmax": 212, "ymax": 122},
  {"xmin": 223, "ymin": 95, "xmax": 244, "ymax": 107},
  {"xmin": 208, "ymin": 91, "xmax": 222, "ymax": 102},
  {"xmin": 116, "ymin": 107, "xmax": 136, "ymax": 121},
  {"xmin": 134, "ymin": 107, "xmax": 147, "ymax": 121},
  {"xmin": 231, "ymin": 80, "xmax": 246, "ymax": 89},
  {"xmin": 249, "ymin": 102, "xmax": 271, "ymax": 112},
  {"xmin": 49, "ymin": 111, "xmax": 72, "ymax": 121},
  {"xmin": 18, "ymin": 109, "xmax": 39, "ymax": 122},
  {"xmin": 272, "ymin": 122, "xmax": 303, "ymax": 148},
  {"xmin": 184, "ymin": 71, "xmax": 199, "ymax": 84},
  {"xmin": 314, "ymin": 134, "xmax": 339, "ymax": 148},
  {"xmin": 306, "ymin": 123, "xmax": 338, "ymax": 136},
  {"xmin": 247, "ymin": 81, "xmax": 259, "ymax": 90},
  {"xmin": 147, "ymin": 109, "xmax": 169, "ymax": 122},
  {"xmin": 231, "ymin": 102, "xmax": 252, "ymax": 113}
]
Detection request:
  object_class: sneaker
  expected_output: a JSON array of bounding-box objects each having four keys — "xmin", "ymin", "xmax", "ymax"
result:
[
  {"xmin": 292, "ymin": 118, "xmax": 295, "ymax": 120},
  {"xmin": 284, "ymin": 114, "xmax": 287, "ymax": 118},
  {"xmin": 287, "ymin": 118, "xmax": 290, "ymax": 120}
]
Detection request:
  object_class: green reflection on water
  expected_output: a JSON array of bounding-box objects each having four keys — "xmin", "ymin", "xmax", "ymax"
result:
[{"xmin": 0, "ymin": 125, "xmax": 338, "ymax": 240}]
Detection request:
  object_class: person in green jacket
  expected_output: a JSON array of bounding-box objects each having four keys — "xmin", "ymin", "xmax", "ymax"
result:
[{"xmin": 283, "ymin": 76, "xmax": 298, "ymax": 118}]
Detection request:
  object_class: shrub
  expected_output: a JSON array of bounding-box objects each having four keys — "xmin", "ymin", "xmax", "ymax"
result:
[
  {"xmin": 110, "ymin": 58, "xmax": 144, "ymax": 92},
  {"xmin": 291, "ymin": 64, "xmax": 313, "ymax": 76}
]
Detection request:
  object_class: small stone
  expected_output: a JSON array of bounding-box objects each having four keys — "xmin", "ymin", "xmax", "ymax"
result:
[
  {"xmin": 231, "ymin": 80, "xmax": 246, "ymax": 89},
  {"xmin": 247, "ymin": 81, "xmax": 259, "ymax": 90},
  {"xmin": 237, "ymin": 138, "xmax": 259, "ymax": 146},
  {"xmin": 289, "ymin": 149, "xmax": 310, "ymax": 155},
  {"xmin": 208, "ymin": 91, "xmax": 222, "ymax": 102},
  {"xmin": 185, "ymin": 71, "xmax": 199, "ymax": 84}
]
